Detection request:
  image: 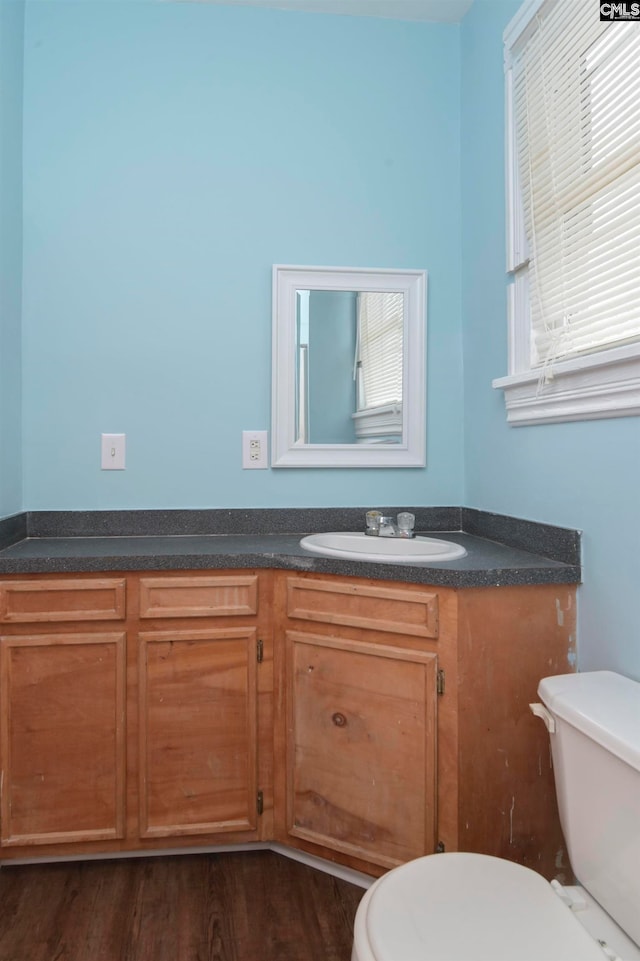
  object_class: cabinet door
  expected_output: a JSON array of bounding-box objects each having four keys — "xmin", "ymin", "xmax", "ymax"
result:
[
  {"xmin": 0, "ymin": 632, "xmax": 126, "ymax": 847},
  {"xmin": 286, "ymin": 630, "xmax": 437, "ymax": 869},
  {"xmin": 138, "ymin": 627, "xmax": 258, "ymax": 838}
]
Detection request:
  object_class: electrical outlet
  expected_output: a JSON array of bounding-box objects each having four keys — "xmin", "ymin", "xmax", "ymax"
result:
[
  {"xmin": 101, "ymin": 433, "xmax": 126, "ymax": 470},
  {"xmin": 242, "ymin": 430, "xmax": 268, "ymax": 469}
]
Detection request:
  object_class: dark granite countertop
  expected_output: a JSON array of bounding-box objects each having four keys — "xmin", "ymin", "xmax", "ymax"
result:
[{"xmin": 0, "ymin": 508, "xmax": 581, "ymax": 588}]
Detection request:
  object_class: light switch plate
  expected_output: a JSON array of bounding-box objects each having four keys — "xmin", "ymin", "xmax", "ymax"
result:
[{"xmin": 101, "ymin": 433, "xmax": 126, "ymax": 470}]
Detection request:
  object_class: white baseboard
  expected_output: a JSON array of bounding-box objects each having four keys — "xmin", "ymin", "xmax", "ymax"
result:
[
  {"xmin": 0, "ymin": 841, "xmax": 375, "ymax": 889},
  {"xmin": 269, "ymin": 842, "xmax": 374, "ymax": 889}
]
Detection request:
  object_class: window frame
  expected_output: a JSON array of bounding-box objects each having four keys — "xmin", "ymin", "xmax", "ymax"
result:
[{"xmin": 493, "ymin": 0, "xmax": 640, "ymax": 426}]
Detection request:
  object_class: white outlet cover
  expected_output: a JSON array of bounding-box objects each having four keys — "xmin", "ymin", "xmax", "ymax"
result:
[{"xmin": 242, "ymin": 430, "xmax": 268, "ymax": 469}]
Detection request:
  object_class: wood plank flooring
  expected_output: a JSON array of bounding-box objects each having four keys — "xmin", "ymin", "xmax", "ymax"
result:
[{"xmin": 0, "ymin": 850, "xmax": 365, "ymax": 961}]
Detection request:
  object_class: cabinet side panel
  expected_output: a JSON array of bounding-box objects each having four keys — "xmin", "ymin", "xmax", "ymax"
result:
[
  {"xmin": 0, "ymin": 632, "xmax": 126, "ymax": 846},
  {"xmin": 456, "ymin": 585, "xmax": 576, "ymax": 880},
  {"xmin": 286, "ymin": 630, "xmax": 437, "ymax": 869},
  {"xmin": 138, "ymin": 627, "xmax": 258, "ymax": 838}
]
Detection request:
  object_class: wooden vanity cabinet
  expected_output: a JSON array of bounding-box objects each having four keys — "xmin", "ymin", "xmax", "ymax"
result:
[
  {"xmin": 0, "ymin": 571, "xmax": 273, "ymax": 858},
  {"xmin": 0, "ymin": 568, "xmax": 576, "ymax": 880}
]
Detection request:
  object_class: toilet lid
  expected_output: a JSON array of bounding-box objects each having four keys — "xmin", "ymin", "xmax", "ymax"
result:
[{"xmin": 363, "ymin": 853, "xmax": 608, "ymax": 961}]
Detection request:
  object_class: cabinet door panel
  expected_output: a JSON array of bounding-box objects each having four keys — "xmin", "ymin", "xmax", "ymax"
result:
[
  {"xmin": 0, "ymin": 632, "xmax": 126, "ymax": 846},
  {"xmin": 139, "ymin": 576, "xmax": 258, "ymax": 619},
  {"xmin": 138, "ymin": 627, "xmax": 258, "ymax": 838},
  {"xmin": 286, "ymin": 631, "xmax": 437, "ymax": 869},
  {"xmin": 286, "ymin": 577, "xmax": 438, "ymax": 638},
  {"xmin": 0, "ymin": 578, "xmax": 126, "ymax": 623}
]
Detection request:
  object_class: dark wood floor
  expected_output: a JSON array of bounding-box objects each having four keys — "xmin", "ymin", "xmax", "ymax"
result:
[{"xmin": 0, "ymin": 850, "xmax": 365, "ymax": 961}]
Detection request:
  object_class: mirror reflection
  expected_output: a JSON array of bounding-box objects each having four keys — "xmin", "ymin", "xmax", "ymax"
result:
[{"xmin": 296, "ymin": 289, "xmax": 404, "ymax": 446}]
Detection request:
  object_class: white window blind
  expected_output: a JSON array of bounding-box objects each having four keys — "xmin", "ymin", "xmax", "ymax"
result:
[
  {"xmin": 356, "ymin": 291, "xmax": 403, "ymax": 410},
  {"xmin": 512, "ymin": 0, "xmax": 640, "ymax": 372}
]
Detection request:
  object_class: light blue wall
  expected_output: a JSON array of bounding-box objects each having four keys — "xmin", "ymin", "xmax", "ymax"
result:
[
  {"xmin": 308, "ymin": 290, "xmax": 357, "ymax": 445},
  {"xmin": 461, "ymin": 1, "xmax": 640, "ymax": 680},
  {"xmin": 21, "ymin": 1, "xmax": 463, "ymax": 509},
  {"xmin": 0, "ymin": 0, "xmax": 24, "ymax": 516}
]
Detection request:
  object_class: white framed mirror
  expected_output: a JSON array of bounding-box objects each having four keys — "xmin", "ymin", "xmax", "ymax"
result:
[{"xmin": 271, "ymin": 265, "xmax": 427, "ymax": 468}]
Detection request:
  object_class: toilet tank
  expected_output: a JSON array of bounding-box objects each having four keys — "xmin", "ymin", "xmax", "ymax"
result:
[{"xmin": 538, "ymin": 671, "xmax": 640, "ymax": 948}]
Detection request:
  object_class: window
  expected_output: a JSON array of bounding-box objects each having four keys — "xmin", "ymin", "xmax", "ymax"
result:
[{"xmin": 494, "ymin": 0, "xmax": 640, "ymax": 425}]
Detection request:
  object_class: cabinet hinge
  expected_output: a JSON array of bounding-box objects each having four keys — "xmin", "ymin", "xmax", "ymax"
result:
[
  {"xmin": 257, "ymin": 639, "xmax": 263, "ymax": 663},
  {"xmin": 257, "ymin": 790, "xmax": 264, "ymax": 816},
  {"xmin": 437, "ymin": 669, "xmax": 445, "ymax": 695}
]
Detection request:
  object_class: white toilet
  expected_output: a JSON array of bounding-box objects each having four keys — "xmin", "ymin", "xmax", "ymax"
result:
[{"xmin": 351, "ymin": 670, "xmax": 640, "ymax": 961}]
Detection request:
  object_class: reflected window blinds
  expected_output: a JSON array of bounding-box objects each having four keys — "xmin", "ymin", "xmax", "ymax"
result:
[{"xmin": 356, "ymin": 292, "xmax": 403, "ymax": 410}]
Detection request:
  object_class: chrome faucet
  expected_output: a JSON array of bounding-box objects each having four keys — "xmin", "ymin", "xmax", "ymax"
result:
[
  {"xmin": 378, "ymin": 516, "xmax": 398, "ymax": 537},
  {"xmin": 365, "ymin": 511, "xmax": 415, "ymax": 538}
]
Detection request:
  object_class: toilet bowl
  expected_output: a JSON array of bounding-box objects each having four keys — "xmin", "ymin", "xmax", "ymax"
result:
[
  {"xmin": 351, "ymin": 671, "xmax": 640, "ymax": 961},
  {"xmin": 351, "ymin": 851, "xmax": 639, "ymax": 961}
]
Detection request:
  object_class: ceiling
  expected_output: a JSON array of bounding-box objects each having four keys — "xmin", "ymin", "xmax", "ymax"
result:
[{"xmin": 185, "ymin": 0, "xmax": 475, "ymax": 23}]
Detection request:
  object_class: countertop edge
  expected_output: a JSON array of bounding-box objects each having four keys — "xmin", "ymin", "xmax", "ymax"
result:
[{"xmin": 0, "ymin": 544, "xmax": 581, "ymax": 588}]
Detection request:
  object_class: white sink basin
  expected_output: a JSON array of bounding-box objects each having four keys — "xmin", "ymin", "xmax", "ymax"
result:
[{"xmin": 299, "ymin": 532, "xmax": 467, "ymax": 564}]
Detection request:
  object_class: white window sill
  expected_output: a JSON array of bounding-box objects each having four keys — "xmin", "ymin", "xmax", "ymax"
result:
[
  {"xmin": 352, "ymin": 403, "xmax": 403, "ymax": 439},
  {"xmin": 492, "ymin": 342, "xmax": 640, "ymax": 426}
]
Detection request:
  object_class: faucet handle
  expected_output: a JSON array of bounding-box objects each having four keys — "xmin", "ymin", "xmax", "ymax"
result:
[
  {"xmin": 396, "ymin": 512, "xmax": 415, "ymax": 536},
  {"xmin": 365, "ymin": 510, "xmax": 382, "ymax": 535}
]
